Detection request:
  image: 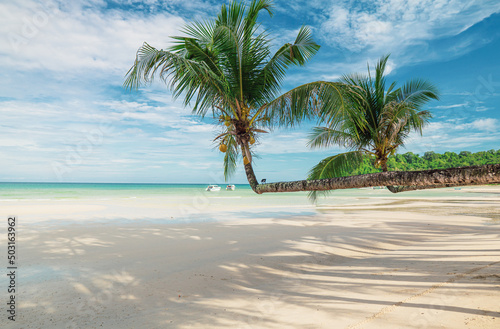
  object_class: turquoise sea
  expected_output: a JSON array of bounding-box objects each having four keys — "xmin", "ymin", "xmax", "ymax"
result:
[
  {"xmin": 0, "ymin": 182, "xmax": 254, "ymax": 200},
  {"xmin": 1, "ymin": 182, "xmax": 498, "ymax": 224},
  {"xmin": 0, "ymin": 182, "xmax": 497, "ymax": 203}
]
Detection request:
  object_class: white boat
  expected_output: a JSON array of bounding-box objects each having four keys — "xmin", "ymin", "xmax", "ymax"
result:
[
  {"xmin": 206, "ymin": 185, "xmax": 221, "ymax": 192},
  {"xmin": 226, "ymin": 185, "xmax": 236, "ymax": 191}
]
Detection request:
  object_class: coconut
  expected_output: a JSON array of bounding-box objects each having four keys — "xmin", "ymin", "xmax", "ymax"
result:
[
  {"xmin": 243, "ymin": 156, "xmax": 250, "ymax": 165},
  {"xmin": 249, "ymin": 136, "xmax": 255, "ymax": 145},
  {"xmin": 219, "ymin": 144, "xmax": 227, "ymax": 153}
]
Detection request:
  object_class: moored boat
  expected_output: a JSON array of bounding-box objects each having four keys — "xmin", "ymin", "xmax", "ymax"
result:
[
  {"xmin": 226, "ymin": 185, "xmax": 236, "ymax": 191},
  {"xmin": 206, "ymin": 185, "xmax": 221, "ymax": 192}
]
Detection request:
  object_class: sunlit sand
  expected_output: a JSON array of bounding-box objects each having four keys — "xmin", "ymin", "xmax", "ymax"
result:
[{"xmin": 1, "ymin": 186, "xmax": 499, "ymax": 328}]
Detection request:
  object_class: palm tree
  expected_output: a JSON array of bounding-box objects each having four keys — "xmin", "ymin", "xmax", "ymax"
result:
[
  {"xmin": 255, "ymin": 55, "xmax": 499, "ymax": 195},
  {"xmin": 307, "ymin": 55, "xmax": 438, "ymax": 198},
  {"xmin": 125, "ymin": 1, "xmax": 500, "ymax": 194},
  {"xmin": 124, "ymin": 0, "xmax": 321, "ymax": 191}
]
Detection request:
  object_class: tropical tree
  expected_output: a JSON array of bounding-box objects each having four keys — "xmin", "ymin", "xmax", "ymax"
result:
[
  {"xmin": 124, "ymin": 0, "xmax": 321, "ymax": 190},
  {"xmin": 125, "ymin": 1, "xmax": 500, "ymax": 194},
  {"xmin": 306, "ymin": 55, "xmax": 438, "ymax": 197}
]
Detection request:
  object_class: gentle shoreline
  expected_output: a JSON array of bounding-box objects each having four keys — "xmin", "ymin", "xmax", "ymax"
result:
[{"xmin": 1, "ymin": 186, "xmax": 499, "ymax": 328}]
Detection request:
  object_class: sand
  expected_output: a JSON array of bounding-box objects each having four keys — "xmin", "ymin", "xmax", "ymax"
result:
[{"xmin": 1, "ymin": 187, "xmax": 499, "ymax": 328}]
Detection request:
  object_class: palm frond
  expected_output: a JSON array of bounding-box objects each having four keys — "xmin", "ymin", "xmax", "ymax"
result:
[
  {"xmin": 223, "ymin": 134, "xmax": 239, "ymax": 180},
  {"xmin": 245, "ymin": 0, "xmax": 273, "ymax": 29},
  {"xmin": 374, "ymin": 54, "xmax": 390, "ymax": 108},
  {"xmin": 252, "ymin": 26, "xmax": 320, "ymax": 106},
  {"xmin": 307, "ymin": 127, "xmax": 358, "ymax": 149},
  {"xmin": 307, "ymin": 151, "xmax": 365, "ymax": 201},
  {"xmin": 398, "ymin": 78, "xmax": 440, "ymax": 108},
  {"xmin": 180, "ymin": 19, "xmax": 217, "ymax": 44},
  {"xmin": 124, "ymin": 42, "xmax": 231, "ymax": 117},
  {"xmin": 264, "ymin": 81, "xmax": 351, "ymax": 128},
  {"xmin": 124, "ymin": 42, "xmax": 169, "ymax": 89},
  {"xmin": 307, "ymin": 151, "xmax": 365, "ymax": 181}
]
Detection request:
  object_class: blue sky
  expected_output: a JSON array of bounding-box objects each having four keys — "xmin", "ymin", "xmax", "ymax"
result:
[{"xmin": 1, "ymin": 0, "xmax": 499, "ymax": 184}]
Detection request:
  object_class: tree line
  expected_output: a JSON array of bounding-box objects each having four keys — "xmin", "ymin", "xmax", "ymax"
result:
[{"xmin": 351, "ymin": 150, "xmax": 500, "ymax": 175}]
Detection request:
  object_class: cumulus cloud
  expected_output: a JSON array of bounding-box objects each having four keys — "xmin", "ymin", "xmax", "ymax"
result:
[
  {"xmin": 405, "ymin": 118, "xmax": 499, "ymax": 153},
  {"xmin": 319, "ymin": 0, "xmax": 500, "ymax": 53},
  {"xmin": 0, "ymin": 0, "xmax": 186, "ymax": 74},
  {"xmin": 0, "ymin": 96, "xmax": 221, "ymax": 182},
  {"xmin": 256, "ymin": 130, "xmax": 344, "ymax": 155},
  {"xmin": 471, "ymin": 118, "xmax": 497, "ymax": 132}
]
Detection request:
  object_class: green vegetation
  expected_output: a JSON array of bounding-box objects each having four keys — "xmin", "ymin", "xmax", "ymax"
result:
[
  {"xmin": 306, "ymin": 55, "xmax": 439, "ymax": 199},
  {"xmin": 350, "ymin": 149, "xmax": 500, "ymax": 175}
]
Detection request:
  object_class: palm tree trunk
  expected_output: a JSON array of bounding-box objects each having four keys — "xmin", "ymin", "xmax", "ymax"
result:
[
  {"xmin": 380, "ymin": 162, "xmax": 416, "ymax": 193},
  {"xmin": 252, "ymin": 164, "xmax": 500, "ymax": 194},
  {"xmin": 240, "ymin": 144, "xmax": 259, "ymax": 192},
  {"xmin": 380, "ymin": 162, "xmax": 471, "ymax": 193}
]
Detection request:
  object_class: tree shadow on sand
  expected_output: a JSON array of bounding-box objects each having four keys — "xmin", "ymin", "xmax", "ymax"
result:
[{"xmin": 13, "ymin": 210, "xmax": 500, "ymax": 329}]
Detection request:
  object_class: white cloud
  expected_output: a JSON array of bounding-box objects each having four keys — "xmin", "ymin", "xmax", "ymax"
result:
[
  {"xmin": 256, "ymin": 130, "xmax": 344, "ymax": 155},
  {"xmin": 471, "ymin": 118, "xmax": 497, "ymax": 132},
  {"xmin": 405, "ymin": 118, "xmax": 499, "ymax": 153},
  {"xmin": 433, "ymin": 103, "xmax": 468, "ymax": 109},
  {"xmin": 0, "ymin": 96, "xmax": 224, "ymax": 182},
  {"xmin": 319, "ymin": 0, "xmax": 500, "ymax": 53},
  {"xmin": 0, "ymin": 0, "xmax": 185, "ymax": 74}
]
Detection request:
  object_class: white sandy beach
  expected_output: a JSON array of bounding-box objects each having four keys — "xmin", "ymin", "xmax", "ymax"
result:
[{"xmin": 1, "ymin": 186, "xmax": 499, "ymax": 329}]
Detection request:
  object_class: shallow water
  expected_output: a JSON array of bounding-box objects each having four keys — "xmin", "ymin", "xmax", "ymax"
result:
[{"xmin": 0, "ymin": 182, "xmax": 498, "ymax": 203}]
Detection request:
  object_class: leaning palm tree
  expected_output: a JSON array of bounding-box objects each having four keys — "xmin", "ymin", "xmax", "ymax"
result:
[
  {"xmin": 307, "ymin": 55, "xmax": 438, "ymax": 198},
  {"xmin": 124, "ymin": 0, "xmax": 321, "ymax": 190},
  {"xmin": 125, "ymin": 1, "xmax": 500, "ymax": 194}
]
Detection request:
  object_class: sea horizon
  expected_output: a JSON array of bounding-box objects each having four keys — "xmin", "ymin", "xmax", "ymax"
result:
[{"xmin": 1, "ymin": 181, "xmax": 497, "ymax": 202}]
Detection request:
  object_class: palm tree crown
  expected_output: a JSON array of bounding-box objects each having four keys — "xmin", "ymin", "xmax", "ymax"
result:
[
  {"xmin": 307, "ymin": 55, "xmax": 439, "ymax": 198},
  {"xmin": 125, "ymin": 0, "xmax": 320, "ymax": 181}
]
